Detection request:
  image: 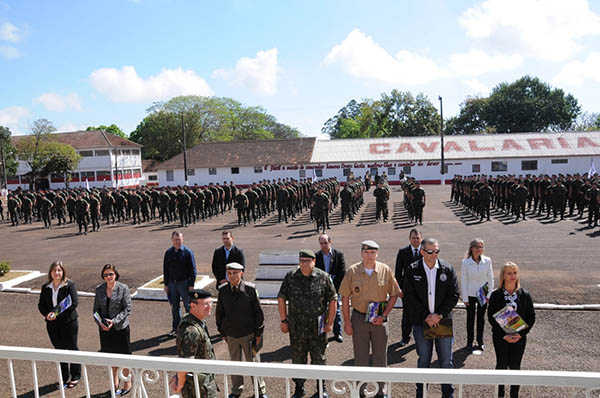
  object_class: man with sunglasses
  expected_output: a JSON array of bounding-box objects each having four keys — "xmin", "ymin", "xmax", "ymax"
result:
[{"xmin": 403, "ymin": 238, "xmax": 459, "ymax": 398}]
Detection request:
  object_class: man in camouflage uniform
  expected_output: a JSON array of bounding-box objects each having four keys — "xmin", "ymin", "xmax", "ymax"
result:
[
  {"xmin": 412, "ymin": 181, "xmax": 426, "ymax": 225},
  {"xmin": 40, "ymin": 194, "xmax": 53, "ymax": 229},
  {"xmin": 513, "ymin": 181, "xmax": 529, "ymax": 221},
  {"xmin": 74, "ymin": 194, "xmax": 90, "ymax": 235},
  {"xmin": 235, "ymin": 190, "xmax": 249, "ymax": 226},
  {"xmin": 373, "ymin": 181, "xmax": 390, "ymax": 222},
  {"xmin": 172, "ymin": 289, "xmax": 217, "ymax": 398},
  {"xmin": 277, "ymin": 249, "xmax": 337, "ymax": 398}
]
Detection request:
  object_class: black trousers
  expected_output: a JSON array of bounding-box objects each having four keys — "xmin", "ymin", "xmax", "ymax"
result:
[
  {"xmin": 466, "ymin": 296, "xmax": 486, "ymax": 345},
  {"xmin": 46, "ymin": 319, "xmax": 81, "ymax": 382},
  {"xmin": 492, "ymin": 334, "xmax": 527, "ymax": 397},
  {"xmin": 401, "ymin": 306, "xmax": 411, "ymax": 342}
]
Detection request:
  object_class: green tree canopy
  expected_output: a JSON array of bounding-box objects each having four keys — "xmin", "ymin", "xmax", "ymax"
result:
[
  {"xmin": 448, "ymin": 76, "xmax": 581, "ymax": 135},
  {"xmin": 86, "ymin": 124, "xmax": 127, "ymax": 138},
  {"xmin": 322, "ymin": 90, "xmax": 441, "ymax": 139},
  {"xmin": 15, "ymin": 118, "xmax": 80, "ymax": 189},
  {"xmin": 0, "ymin": 126, "xmax": 18, "ymax": 186},
  {"xmin": 130, "ymin": 96, "xmax": 301, "ymax": 161}
]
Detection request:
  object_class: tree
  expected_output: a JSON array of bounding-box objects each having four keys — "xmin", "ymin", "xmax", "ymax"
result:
[
  {"xmin": 86, "ymin": 124, "xmax": 127, "ymax": 138},
  {"xmin": 570, "ymin": 111, "xmax": 600, "ymax": 132},
  {"xmin": 131, "ymin": 96, "xmax": 301, "ymax": 161},
  {"xmin": 484, "ymin": 76, "xmax": 580, "ymax": 133},
  {"xmin": 445, "ymin": 97, "xmax": 495, "ymax": 135},
  {"xmin": 15, "ymin": 118, "xmax": 80, "ymax": 189},
  {"xmin": 322, "ymin": 91, "xmax": 441, "ymax": 139},
  {"xmin": 0, "ymin": 126, "xmax": 18, "ymax": 188},
  {"xmin": 39, "ymin": 143, "xmax": 81, "ymax": 188}
]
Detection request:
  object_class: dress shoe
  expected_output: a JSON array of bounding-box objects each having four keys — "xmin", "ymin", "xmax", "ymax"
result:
[
  {"xmin": 228, "ymin": 394, "xmax": 240, "ymax": 398},
  {"xmin": 255, "ymin": 393, "xmax": 268, "ymax": 398},
  {"xmin": 477, "ymin": 343, "xmax": 485, "ymax": 351},
  {"xmin": 334, "ymin": 334, "xmax": 343, "ymax": 343},
  {"xmin": 398, "ymin": 339, "xmax": 409, "ymax": 347},
  {"xmin": 292, "ymin": 385, "xmax": 305, "ymax": 398}
]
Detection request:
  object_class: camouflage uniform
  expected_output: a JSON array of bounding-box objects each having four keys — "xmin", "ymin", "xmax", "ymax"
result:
[
  {"xmin": 277, "ymin": 267, "xmax": 337, "ymax": 385},
  {"xmin": 176, "ymin": 313, "xmax": 218, "ymax": 398}
]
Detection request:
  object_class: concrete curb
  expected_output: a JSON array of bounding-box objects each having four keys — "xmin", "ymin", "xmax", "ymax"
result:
[{"xmin": 0, "ymin": 271, "xmax": 42, "ymax": 291}]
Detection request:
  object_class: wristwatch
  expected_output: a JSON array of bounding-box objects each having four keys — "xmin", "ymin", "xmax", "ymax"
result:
[
  {"xmin": 280, "ymin": 318, "xmax": 288, "ymax": 324},
  {"xmin": 437, "ymin": 313, "xmax": 444, "ymax": 319}
]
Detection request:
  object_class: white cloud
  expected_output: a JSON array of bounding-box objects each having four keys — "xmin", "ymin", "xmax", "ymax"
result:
[
  {"xmin": 0, "ymin": 44, "xmax": 18, "ymax": 59},
  {"xmin": 89, "ymin": 66, "xmax": 214, "ymax": 103},
  {"xmin": 56, "ymin": 123, "xmax": 88, "ymax": 133},
  {"xmin": 463, "ymin": 78, "xmax": 491, "ymax": 96},
  {"xmin": 212, "ymin": 48, "xmax": 280, "ymax": 96},
  {"xmin": 459, "ymin": 0, "xmax": 600, "ymax": 62},
  {"xmin": 0, "ymin": 106, "xmax": 30, "ymax": 134},
  {"xmin": 553, "ymin": 52, "xmax": 600, "ymax": 87},
  {"xmin": 323, "ymin": 29, "xmax": 448, "ymax": 85},
  {"xmin": 449, "ymin": 49, "xmax": 523, "ymax": 76},
  {"xmin": 0, "ymin": 22, "xmax": 20, "ymax": 42},
  {"xmin": 33, "ymin": 92, "xmax": 83, "ymax": 112}
]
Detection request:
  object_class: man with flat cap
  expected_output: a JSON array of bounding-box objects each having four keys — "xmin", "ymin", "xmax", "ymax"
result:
[
  {"xmin": 216, "ymin": 263, "xmax": 268, "ymax": 398},
  {"xmin": 172, "ymin": 289, "xmax": 217, "ymax": 398},
  {"xmin": 339, "ymin": 240, "xmax": 401, "ymax": 398},
  {"xmin": 278, "ymin": 249, "xmax": 338, "ymax": 398}
]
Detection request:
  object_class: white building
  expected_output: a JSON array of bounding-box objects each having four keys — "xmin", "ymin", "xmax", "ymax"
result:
[
  {"xmin": 155, "ymin": 131, "xmax": 600, "ymax": 187},
  {"xmin": 9, "ymin": 130, "xmax": 143, "ymax": 190}
]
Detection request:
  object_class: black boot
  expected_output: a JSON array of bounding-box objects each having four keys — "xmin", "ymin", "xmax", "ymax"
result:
[{"xmin": 292, "ymin": 383, "xmax": 305, "ymax": 398}]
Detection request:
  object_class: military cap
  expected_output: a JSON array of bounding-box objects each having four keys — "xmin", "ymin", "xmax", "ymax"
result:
[
  {"xmin": 361, "ymin": 240, "xmax": 380, "ymax": 250},
  {"xmin": 189, "ymin": 289, "xmax": 211, "ymax": 300},
  {"xmin": 299, "ymin": 249, "xmax": 316, "ymax": 259},
  {"xmin": 226, "ymin": 262, "xmax": 244, "ymax": 270}
]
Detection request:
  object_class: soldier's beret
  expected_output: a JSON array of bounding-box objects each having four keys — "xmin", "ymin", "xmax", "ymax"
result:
[
  {"xmin": 361, "ymin": 240, "xmax": 380, "ymax": 250},
  {"xmin": 226, "ymin": 262, "xmax": 244, "ymax": 270},
  {"xmin": 299, "ymin": 249, "xmax": 316, "ymax": 259},
  {"xmin": 190, "ymin": 289, "xmax": 211, "ymax": 300}
]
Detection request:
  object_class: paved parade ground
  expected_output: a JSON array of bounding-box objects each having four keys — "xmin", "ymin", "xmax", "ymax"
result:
[{"xmin": 1, "ymin": 185, "xmax": 599, "ymax": 397}]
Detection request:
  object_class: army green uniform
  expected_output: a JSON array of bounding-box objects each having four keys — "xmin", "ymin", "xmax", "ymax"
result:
[
  {"xmin": 235, "ymin": 193, "xmax": 248, "ymax": 226},
  {"xmin": 412, "ymin": 187, "xmax": 426, "ymax": 225},
  {"xmin": 551, "ymin": 182, "xmax": 568, "ymax": 220},
  {"xmin": 277, "ymin": 267, "xmax": 337, "ymax": 386},
  {"xmin": 373, "ymin": 185, "xmax": 389, "ymax": 222},
  {"xmin": 176, "ymin": 313, "xmax": 217, "ymax": 398},
  {"xmin": 74, "ymin": 197, "xmax": 89, "ymax": 234},
  {"xmin": 513, "ymin": 185, "xmax": 529, "ymax": 220}
]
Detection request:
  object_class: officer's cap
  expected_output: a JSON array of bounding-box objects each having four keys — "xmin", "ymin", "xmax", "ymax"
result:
[
  {"xmin": 299, "ymin": 249, "xmax": 316, "ymax": 259},
  {"xmin": 361, "ymin": 240, "xmax": 380, "ymax": 250},
  {"xmin": 190, "ymin": 289, "xmax": 211, "ymax": 300},
  {"xmin": 226, "ymin": 262, "xmax": 244, "ymax": 271}
]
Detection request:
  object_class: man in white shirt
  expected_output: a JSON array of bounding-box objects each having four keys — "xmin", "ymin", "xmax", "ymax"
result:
[{"xmin": 403, "ymin": 238, "xmax": 459, "ymax": 398}]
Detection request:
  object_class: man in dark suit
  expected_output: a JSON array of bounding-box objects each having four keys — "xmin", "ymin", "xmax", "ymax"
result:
[
  {"xmin": 211, "ymin": 230, "xmax": 246, "ymax": 285},
  {"xmin": 394, "ymin": 228, "xmax": 423, "ymax": 346},
  {"xmin": 403, "ymin": 237, "xmax": 459, "ymax": 398},
  {"xmin": 315, "ymin": 234, "xmax": 346, "ymax": 342}
]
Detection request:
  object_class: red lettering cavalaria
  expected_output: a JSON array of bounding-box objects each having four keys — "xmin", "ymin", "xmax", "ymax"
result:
[
  {"xmin": 501, "ymin": 139, "xmax": 524, "ymax": 150},
  {"xmin": 396, "ymin": 143, "xmax": 416, "ymax": 153},
  {"xmin": 369, "ymin": 143, "xmax": 391, "ymax": 154},
  {"xmin": 469, "ymin": 140, "xmax": 494, "ymax": 151},
  {"xmin": 577, "ymin": 137, "xmax": 600, "ymax": 148},
  {"xmin": 418, "ymin": 142, "xmax": 439, "ymax": 153},
  {"xmin": 527, "ymin": 138, "xmax": 554, "ymax": 150},
  {"xmin": 557, "ymin": 137, "xmax": 570, "ymax": 149},
  {"xmin": 444, "ymin": 141, "xmax": 463, "ymax": 152}
]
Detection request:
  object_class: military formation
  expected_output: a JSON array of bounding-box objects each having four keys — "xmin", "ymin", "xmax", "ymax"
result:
[
  {"xmin": 451, "ymin": 173, "xmax": 600, "ymax": 227},
  {"xmin": 401, "ymin": 178, "xmax": 427, "ymax": 225}
]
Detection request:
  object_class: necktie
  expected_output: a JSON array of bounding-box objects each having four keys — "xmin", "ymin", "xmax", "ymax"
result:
[{"xmin": 414, "ymin": 248, "xmax": 418, "ymax": 259}]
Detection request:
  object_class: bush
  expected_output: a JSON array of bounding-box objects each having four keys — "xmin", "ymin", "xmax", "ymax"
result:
[{"xmin": 0, "ymin": 261, "xmax": 10, "ymax": 276}]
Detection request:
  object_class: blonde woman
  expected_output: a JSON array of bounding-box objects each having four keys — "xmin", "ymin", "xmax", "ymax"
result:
[
  {"xmin": 487, "ymin": 262, "xmax": 535, "ymax": 398},
  {"xmin": 461, "ymin": 238, "xmax": 493, "ymax": 350}
]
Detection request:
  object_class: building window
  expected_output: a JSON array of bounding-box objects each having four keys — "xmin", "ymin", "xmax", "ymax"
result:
[
  {"xmin": 133, "ymin": 169, "xmax": 142, "ymax": 178},
  {"xmin": 94, "ymin": 171, "xmax": 108, "ymax": 181},
  {"xmin": 315, "ymin": 169, "xmax": 323, "ymax": 177},
  {"xmin": 120, "ymin": 149, "xmax": 131, "ymax": 156},
  {"xmin": 95, "ymin": 149, "xmax": 109, "ymax": 156},
  {"xmin": 370, "ymin": 167, "xmax": 378, "ymax": 176},
  {"xmin": 208, "ymin": 168, "xmax": 217, "ymax": 175},
  {"xmin": 552, "ymin": 159, "xmax": 568, "ymax": 164},
  {"xmin": 69, "ymin": 172, "xmax": 80, "ymax": 181},
  {"xmin": 148, "ymin": 175, "xmax": 158, "ymax": 181},
  {"xmin": 131, "ymin": 149, "xmax": 140, "ymax": 155},
  {"xmin": 521, "ymin": 160, "xmax": 538, "ymax": 171},
  {"xmin": 254, "ymin": 166, "xmax": 263, "ymax": 174},
  {"xmin": 79, "ymin": 150, "xmax": 93, "ymax": 157},
  {"xmin": 491, "ymin": 161, "xmax": 508, "ymax": 172},
  {"xmin": 231, "ymin": 167, "xmax": 240, "ymax": 174},
  {"xmin": 388, "ymin": 167, "xmax": 396, "ymax": 175},
  {"xmin": 166, "ymin": 170, "xmax": 174, "ymax": 181},
  {"xmin": 299, "ymin": 169, "xmax": 306, "ymax": 178},
  {"xmin": 343, "ymin": 168, "xmax": 351, "ymax": 177},
  {"xmin": 472, "ymin": 164, "xmax": 481, "ymax": 173},
  {"xmin": 403, "ymin": 166, "xmax": 412, "ymax": 175},
  {"xmin": 187, "ymin": 169, "xmax": 195, "ymax": 176}
]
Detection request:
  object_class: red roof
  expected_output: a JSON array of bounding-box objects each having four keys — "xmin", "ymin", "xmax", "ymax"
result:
[{"xmin": 11, "ymin": 130, "xmax": 142, "ymax": 149}]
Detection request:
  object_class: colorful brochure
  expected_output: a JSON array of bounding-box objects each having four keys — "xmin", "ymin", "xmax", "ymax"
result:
[
  {"xmin": 365, "ymin": 302, "xmax": 386, "ymax": 323},
  {"xmin": 318, "ymin": 311, "xmax": 328, "ymax": 335},
  {"xmin": 53, "ymin": 295, "xmax": 72, "ymax": 315},
  {"xmin": 476, "ymin": 282, "xmax": 489, "ymax": 306},
  {"xmin": 93, "ymin": 312, "xmax": 110, "ymax": 327},
  {"xmin": 493, "ymin": 305, "xmax": 528, "ymax": 334}
]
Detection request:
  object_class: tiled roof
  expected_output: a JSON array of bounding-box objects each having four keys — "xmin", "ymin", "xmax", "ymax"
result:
[
  {"xmin": 11, "ymin": 130, "xmax": 142, "ymax": 149},
  {"xmin": 157, "ymin": 138, "xmax": 316, "ymax": 169},
  {"xmin": 142, "ymin": 159, "xmax": 159, "ymax": 172}
]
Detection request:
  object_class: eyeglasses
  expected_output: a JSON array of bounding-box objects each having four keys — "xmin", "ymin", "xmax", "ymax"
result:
[
  {"xmin": 103, "ymin": 272, "xmax": 115, "ymax": 278},
  {"xmin": 422, "ymin": 249, "xmax": 440, "ymax": 255}
]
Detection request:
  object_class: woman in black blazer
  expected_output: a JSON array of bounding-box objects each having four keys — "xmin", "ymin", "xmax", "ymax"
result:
[
  {"xmin": 487, "ymin": 262, "xmax": 536, "ymax": 398},
  {"xmin": 93, "ymin": 264, "xmax": 132, "ymax": 396},
  {"xmin": 37, "ymin": 261, "xmax": 81, "ymax": 389}
]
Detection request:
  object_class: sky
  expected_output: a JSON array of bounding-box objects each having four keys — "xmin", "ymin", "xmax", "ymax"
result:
[{"xmin": 1, "ymin": 0, "xmax": 600, "ymax": 140}]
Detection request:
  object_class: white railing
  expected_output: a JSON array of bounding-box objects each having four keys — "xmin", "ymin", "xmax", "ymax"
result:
[{"xmin": 2, "ymin": 345, "xmax": 600, "ymax": 398}]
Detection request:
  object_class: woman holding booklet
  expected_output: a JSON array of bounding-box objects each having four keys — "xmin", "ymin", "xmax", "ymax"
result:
[
  {"xmin": 461, "ymin": 238, "xmax": 494, "ymax": 351},
  {"xmin": 488, "ymin": 262, "xmax": 536, "ymax": 398},
  {"xmin": 37, "ymin": 261, "xmax": 81, "ymax": 389},
  {"xmin": 93, "ymin": 264, "xmax": 132, "ymax": 397}
]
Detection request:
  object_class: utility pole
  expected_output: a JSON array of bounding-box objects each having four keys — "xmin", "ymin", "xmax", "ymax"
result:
[
  {"xmin": 438, "ymin": 96, "xmax": 445, "ymax": 182},
  {"xmin": 0, "ymin": 127, "xmax": 9, "ymax": 190},
  {"xmin": 181, "ymin": 113, "xmax": 188, "ymax": 186}
]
